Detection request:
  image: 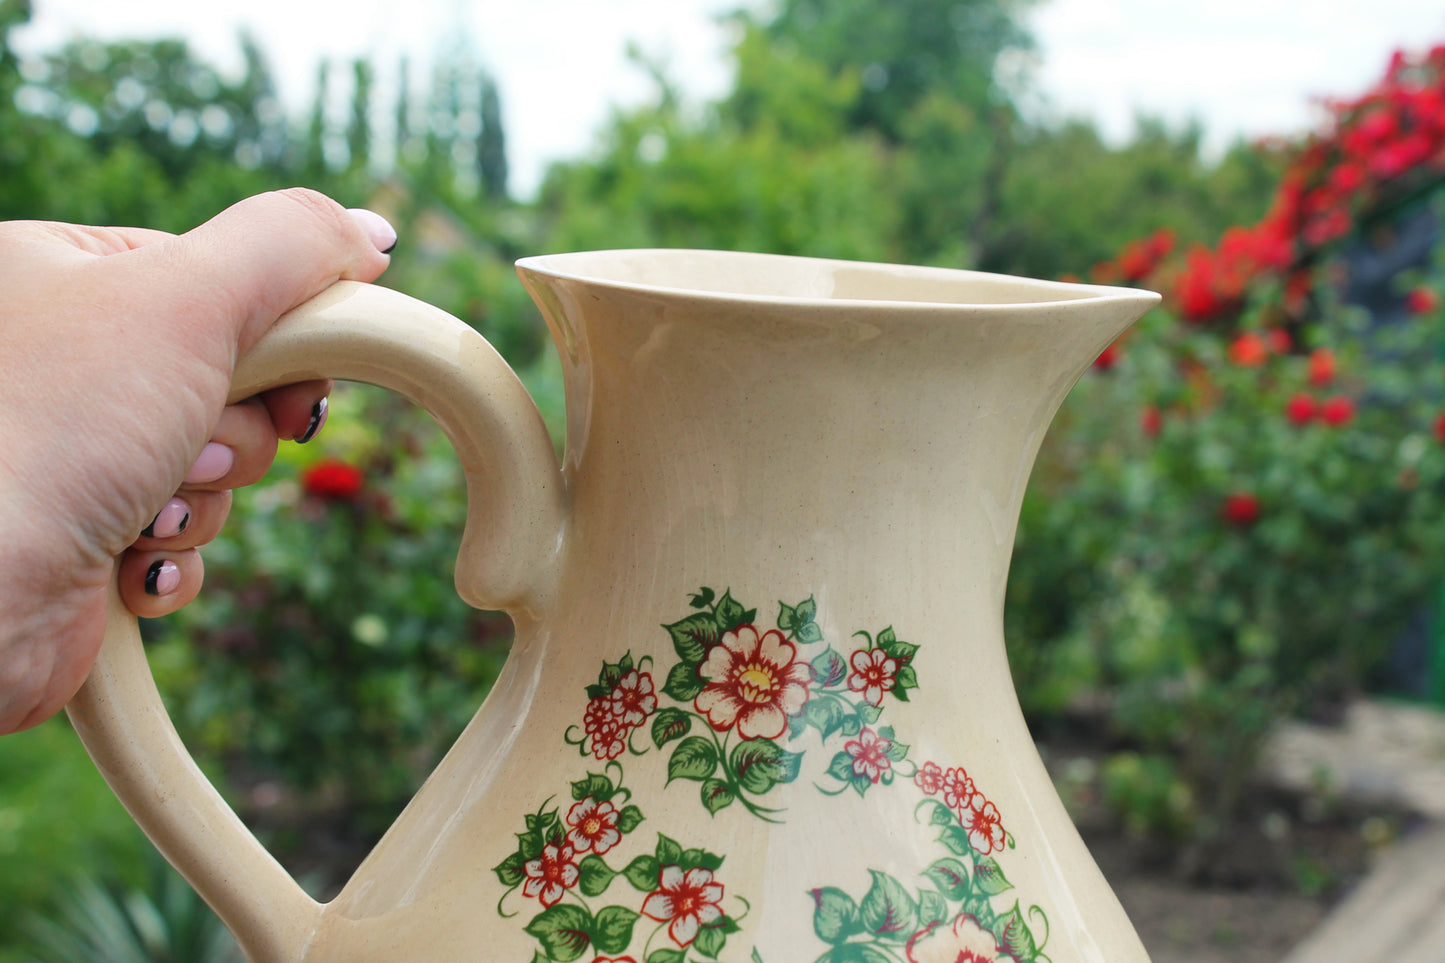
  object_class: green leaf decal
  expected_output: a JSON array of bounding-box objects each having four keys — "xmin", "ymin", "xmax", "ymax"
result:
[
  {"xmin": 667, "ymin": 735, "xmax": 719, "ymax": 783},
  {"xmin": 666, "ymin": 612, "xmax": 719, "ymax": 665},
  {"xmin": 694, "ymin": 918, "xmax": 728, "ymax": 958},
  {"xmin": 701, "ymin": 777, "xmax": 736, "ymax": 814},
  {"xmin": 858, "ymin": 870, "xmax": 918, "ymax": 940},
  {"xmin": 880, "ymin": 638, "xmax": 918, "ymax": 665},
  {"xmin": 577, "ymin": 854, "xmax": 617, "ymax": 897},
  {"xmin": 826, "ymin": 750, "xmax": 856, "ymax": 783},
  {"xmin": 623, "ymin": 854, "xmax": 659, "ymax": 891},
  {"xmin": 937, "ymin": 824, "xmax": 971, "ymax": 856},
  {"xmin": 777, "ymin": 601, "xmax": 800, "ymax": 633},
  {"xmin": 591, "ymin": 905, "xmax": 640, "ymax": 955},
  {"xmin": 688, "ymin": 587, "xmax": 716, "ymax": 609},
  {"xmin": 616, "ymin": 804, "xmax": 645, "ymax": 834},
  {"xmin": 917, "ymin": 889, "xmax": 949, "ymax": 927},
  {"xmin": 811, "ymin": 648, "xmax": 848, "ymax": 687},
  {"xmin": 795, "ymin": 595, "xmax": 817, "ymax": 625},
  {"xmin": 995, "ymin": 903, "xmax": 1037, "ymax": 961},
  {"xmin": 923, "ymin": 857, "xmax": 970, "ymax": 900},
  {"xmin": 802, "ymin": 695, "xmax": 850, "ymax": 739},
  {"xmin": 715, "ymin": 590, "xmax": 747, "ymax": 632},
  {"xmin": 731, "ymin": 739, "xmax": 803, "ymax": 794},
  {"xmin": 654, "ymin": 834, "xmax": 683, "ymax": 866},
  {"xmin": 810, "ymin": 887, "xmax": 862, "ymax": 944},
  {"xmin": 662, "ymin": 660, "xmax": 707, "ymax": 702},
  {"xmin": 648, "ymin": 949, "xmax": 686, "ymax": 963},
  {"xmin": 523, "ymin": 904, "xmax": 593, "ymax": 962},
  {"xmin": 820, "ymin": 944, "xmax": 894, "ymax": 962},
  {"xmin": 796, "ymin": 620, "xmax": 825, "ymax": 644},
  {"xmin": 651, "ymin": 706, "xmax": 693, "ymax": 748},
  {"xmin": 570, "ymin": 771, "xmax": 613, "ymax": 802},
  {"xmin": 492, "ymin": 850, "xmax": 526, "ymax": 887},
  {"xmin": 679, "ymin": 846, "xmax": 725, "ymax": 872},
  {"xmin": 973, "ymin": 856, "xmax": 1014, "ymax": 896}
]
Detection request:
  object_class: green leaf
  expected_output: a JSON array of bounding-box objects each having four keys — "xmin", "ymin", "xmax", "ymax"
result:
[
  {"xmin": 716, "ymin": 590, "xmax": 747, "ymax": 631},
  {"xmin": 694, "ymin": 918, "xmax": 727, "ymax": 958},
  {"xmin": 885, "ymin": 737, "xmax": 910, "ymax": 763},
  {"xmin": 857, "ymin": 701, "xmax": 883, "ymax": 725},
  {"xmin": 578, "ymin": 854, "xmax": 617, "ymax": 898},
  {"xmin": 655, "ymin": 834, "xmax": 683, "ymax": 866},
  {"xmin": 796, "ymin": 621, "xmax": 825, "ymax": 644},
  {"xmin": 802, "ymin": 695, "xmax": 850, "ymax": 739},
  {"xmin": 524, "ymin": 904, "xmax": 593, "ymax": 962},
  {"xmin": 877, "ymin": 627, "xmax": 897, "ymax": 648},
  {"xmin": 880, "ymin": 637, "xmax": 917, "ymax": 664},
  {"xmin": 648, "ymin": 949, "xmax": 686, "ymax": 963},
  {"xmin": 591, "ymin": 905, "xmax": 640, "ymax": 955},
  {"xmin": 667, "ymin": 736, "xmax": 719, "ymax": 783},
  {"xmin": 894, "ymin": 664, "xmax": 919, "ymax": 693},
  {"xmin": 995, "ymin": 903, "xmax": 1037, "ymax": 961},
  {"xmin": 973, "ymin": 856, "xmax": 1014, "ymax": 896},
  {"xmin": 858, "ymin": 869, "xmax": 918, "ymax": 940},
  {"xmin": 617, "ymin": 804, "xmax": 645, "ymax": 834},
  {"xmin": 820, "ymin": 944, "xmax": 894, "ymax": 963},
  {"xmin": 917, "ymin": 889, "xmax": 949, "ymax": 927},
  {"xmin": 663, "ymin": 660, "xmax": 706, "ymax": 702},
  {"xmin": 679, "ymin": 846, "xmax": 725, "ymax": 872},
  {"xmin": 826, "ymin": 750, "xmax": 855, "ymax": 783},
  {"xmin": 651, "ymin": 706, "xmax": 693, "ymax": 748},
  {"xmin": 923, "ymin": 857, "xmax": 970, "ymax": 900},
  {"xmin": 570, "ymin": 771, "xmax": 614, "ymax": 802},
  {"xmin": 925, "ymin": 800, "xmax": 957, "ymax": 826},
  {"xmin": 811, "ymin": 648, "xmax": 848, "ymax": 688},
  {"xmin": 731, "ymin": 739, "xmax": 803, "ymax": 794},
  {"xmin": 937, "ymin": 824, "xmax": 971, "ymax": 856},
  {"xmin": 795, "ymin": 596, "xmax": 817, "ymax": 625},
  {"xmin": 689, "ymin": 587, "xmax": 716, "ymax": 609},
  {"xmin": 492, "ymin": 850, "xmax": 526, "ymax": 888},
  {"xmin": 666, "ymin": 612, "xmax": 719, "ymax": 664},
  {"xmin": 623, "ymin": 854, "xmax": 659, "ymax": 891},
  {"xmin": 810, "ymin": 887, "xmax": 862, "ymax": 944},
  {"xmin": 777, "ymin": 601, "xmax": 800, "ymax": 633},
  {"xmin": 701, "ymin": 777, "xmax": 736, "ymax": 814}
]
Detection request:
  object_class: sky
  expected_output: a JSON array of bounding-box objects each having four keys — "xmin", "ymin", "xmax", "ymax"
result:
[{"xmin": 12, "ymin": 0, "xmax": 1445, "ymax": 198}]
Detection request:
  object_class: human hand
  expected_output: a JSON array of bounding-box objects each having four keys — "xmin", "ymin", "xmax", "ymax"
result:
[{"xmin": 0, "ymin": 188, "xmax": 397, "ymax": 734}]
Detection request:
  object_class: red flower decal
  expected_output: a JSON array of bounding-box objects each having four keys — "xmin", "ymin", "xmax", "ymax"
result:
[
  {"xmin": 565, "ymin": 797, "xmax": 622, "ymax": 855},
  {"xmin": 581, "ymin": 669, "xmax": 657, "ymax": 759},
  {"xmin": 694, "ymin": 626, "xmax": 811, "ymax": 740},
  {"xmin": 522, "ymin": 841, "xmax": 579, "ymax": 907},
  {"xmin": 301, "ymin": 458, "xmax": 364, "ymax": 500},
  {"xmin": 583, "ymin": 697, "xmax": 626, "ymax": 760},
  {"xmin": 906, "ymin": 911, "xmax": 1020, "ymax": 963},
  {"xmin": 845, "ymin": 727, "xmax": 893, "ymax": 783},
  {"xmin": 847, "ymin": 647, "xmax": 898, "ymax": 707},
  {"xmin": 914, "ymin": 760, "xmax": 945, "ymax": 796},
  {"xmin": 641, "ymin": 865, "xmax": 725, "ymax": 948},
  {"xmin": 608, "ymin": 669, "xmax": 657, "ymax": 728},
  {"xmin": 965, "ymin": 795, "xmax": 1007, "ymax": 855},
  {"xmin": 940, "ymin": 766, "xmax": 976, "ymax": 812}
]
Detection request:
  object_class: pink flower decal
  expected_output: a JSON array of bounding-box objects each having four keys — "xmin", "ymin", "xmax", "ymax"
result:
[
  {"xmin": 583, "ymin": 697, "xmax": 626, "ymax": 760},
  {"xmin": 522, "ymin": 841, "xmax": 579, "ymax": 907},
  {"xmin": 965, "ymin": 795, "xmax": 1007, "ymax": 855},
  {"xmin": 694, "ymin": 626, "xmax": 811, "ymax": 740},
  {"xmin": 582, "ymin": 668, "xmax": 657, "ymax": 759},
  {"xmin": 847, "ymin": 647, "xmax": 898, "ymax": 706},
  {"xmin": 844, "ymin": 727, "xmax": 893, "ymax": 783},
  {"xmin": 640, "ymin": 865, "xmax": 725, "ymax": 948},
  {"xmin": 914, "ymin": 760, "xmax": 944, "ymax": 795},
  {"xmin": 608, "ymin": 669, "xmax": 657, "ymax": 727},
  {"xmin": 940, "ymin": 766, "xmax": 976, "ymax": 812},
  {"xmin": 906, "ymin": 912, "xmax": 1019, "ymax": 963},
  {"xmin": 565, "ymin": 797, "xmax": 622, "ymax": 855}
]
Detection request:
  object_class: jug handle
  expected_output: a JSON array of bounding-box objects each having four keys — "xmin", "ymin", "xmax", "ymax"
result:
[{"xmin": 65, "ymin": 281, "xmax": 566, "ymax": 962}]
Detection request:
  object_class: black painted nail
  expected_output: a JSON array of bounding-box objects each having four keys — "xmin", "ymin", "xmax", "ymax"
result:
[
  {"xmin": 380, "ymin": 238, "xmax": 397, "ymax": 255},
  {"xmin": 144, "ymin": 559, "xmax": 179, "ymax": 596},
  {"xmin": 297, "ymin": 397, "xmax": 328, "ymax": 444},
  {"xmin": 141, "ymin": 498, "xmax": 190, "ymax": 539}
]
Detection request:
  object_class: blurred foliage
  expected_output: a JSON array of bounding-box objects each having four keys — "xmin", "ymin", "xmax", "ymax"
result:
[{"xmin": 4, "ymin": 0, "xmax": 1443, "ymax": 950}]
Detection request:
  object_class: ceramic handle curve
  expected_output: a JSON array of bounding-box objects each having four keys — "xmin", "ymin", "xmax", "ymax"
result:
[{"xmin": 66, "ymin": 281, "xmax": 566, "ymax": 962}]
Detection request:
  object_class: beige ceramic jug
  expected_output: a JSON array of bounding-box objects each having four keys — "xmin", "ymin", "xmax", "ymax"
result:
[{"xmin": 68, "ymin": 250, "xmax": 1159, "ymax": 963}]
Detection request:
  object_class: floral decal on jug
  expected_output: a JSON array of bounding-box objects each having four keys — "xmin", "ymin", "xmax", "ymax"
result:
[{"xmin": 495, "ymin": 588, "xmax": 1051, "ymax": 962}]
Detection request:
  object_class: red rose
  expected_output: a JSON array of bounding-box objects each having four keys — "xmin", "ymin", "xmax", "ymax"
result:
[
  {"xmin": 1140, "ymin": 406, "xmax": 1162, "ymax": 437},
  {"xmin": 1406, "ymin": 287, "xmax": 1440, "ymax": 316},
  {"xmin": 1434, "ymin": 411, "xmax": 1445, "ymax": 443},
  {"xmin": 1093, "ymin": 341, "xmax": 1121, "ymax": 370},
  {"xmin": 1307, "ymin": 347, "xmax": 1336, "ymax": 387},
  {"xmin": 301, "ymin": 459, "xmax": 364, "ymax": 500},
  {"xmin": 1228, "ymin": 332, "xmax": 1268, "ymax": 367},
  {"xmin": 1222, "ymin": 493, "xmax": 1260, "ymax": 527},
  {"xmin": 1285, "ymin": 393, "xmax": 1318, "ymax": 426},
  {"xmin": 1320, "ymin": 396, "xmax": 1355, "ymax": 427}
]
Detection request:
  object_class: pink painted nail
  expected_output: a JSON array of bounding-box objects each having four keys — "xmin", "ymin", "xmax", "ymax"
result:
[
  {"xmin": 144, "ymin": 559, "xmax": 181, "ymax": 596},
  {"xmin": 141, "ymin": 497, "xmax": 190, "ymax": 539},
  {"xmin": 346, "ymin": 208, "xmax": 398, "ymax": 255},
  {"xmin": 185, "ymin": 443, "xmax": 234, "ymax": 484}
]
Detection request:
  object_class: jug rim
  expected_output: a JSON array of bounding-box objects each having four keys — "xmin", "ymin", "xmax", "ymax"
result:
[{"xmin": 515, "ymin": 248, "xmax": 1161, "ymax": 313}]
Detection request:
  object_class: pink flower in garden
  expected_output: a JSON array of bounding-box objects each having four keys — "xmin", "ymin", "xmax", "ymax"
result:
[
  {"xmin": 565, "ymin": 797, "xmax": 622, "ymax": 855},
  {"xmin": 941, "ymin": 766, "xmax": 976, "ymax": 812},
  {"xmin": 608, "ymin": 669, "xmax": 657, "ymax": 728},
  {"xmin": 845, "ymin": 727, "xmax": 893, "ymax": 783},
  {"xmin": 965, "ymin": 796, "xmax": 1008, "ymax": 856},
  {"xmin": 914, "ymin": 761, "xmax": 945, "ymax": 796},
  {"xmin": 694, "ymin": 626, "xmax": 811, "ymax": 740},
  {"xmin": 905, "ymin": 912, "xmax": 1020, "ymax": 963},
  {"xmin": 522, "ymin": 841, "xmax": 580, "ymax": 907},
  {"xmin": 641, "ymin": 865, "xmax": 725, "ymax": 948},
  {"xmin": 847, "ymin": 647, "xmax": 898, "ymax": 706}
]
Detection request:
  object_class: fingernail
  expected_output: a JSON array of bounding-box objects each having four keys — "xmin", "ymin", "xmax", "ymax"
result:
[
  {"xmin": 144, "ymin": 559, "xmax": 181, "ymax": 597},
  {"xmin": 141, "ymin": 498, "xmax": 190, "ymax": 539},
  {"xmin": 297, "ymin": 396, "xmax": 328, "ymax": 444},
  {"xmin": 346, "ymin": 208, "xmax": 397, "ymax": 255},
  {"xmin": 185, "ymin": 443, "xmax": 234, "ymax": 484}
]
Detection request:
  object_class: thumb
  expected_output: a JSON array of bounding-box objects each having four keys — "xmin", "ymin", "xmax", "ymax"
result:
[{"xmin": 119, "ymin": 188, "xmax": 396, "ymax": 358}]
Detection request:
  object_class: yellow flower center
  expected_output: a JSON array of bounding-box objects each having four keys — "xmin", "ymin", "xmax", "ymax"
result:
[{"xmin": 737, "ymin": 664, "xmax": 777, "ymax": 703}]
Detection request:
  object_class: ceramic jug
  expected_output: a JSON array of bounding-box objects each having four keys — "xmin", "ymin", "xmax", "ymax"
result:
[{"xmin": 68, "ymin": 250, "xmax": 1159, "ymax": 963}]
